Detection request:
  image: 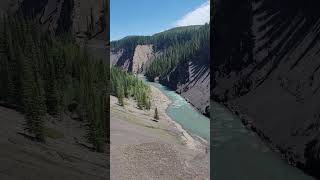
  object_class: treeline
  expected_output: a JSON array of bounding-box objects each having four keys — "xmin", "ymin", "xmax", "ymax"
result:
[
  {"xmin": 111, "ymin": 25, "xmax": 202, "ymax": 52},
  {"xmin": 0, "ymin": 16, "xmax": 108, "ymax": 152},
  {"xmin": 145, "ymin": 24, "xmax": 210, "ymax": 81},
  {"xmin": 110, "ymin": 67, "xmax": 151, "ymax": 110}
]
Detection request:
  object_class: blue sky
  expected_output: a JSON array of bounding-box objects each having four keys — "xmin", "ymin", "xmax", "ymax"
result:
[{"xmin": 111, "ymin": 0, "xmax": 210, "ymax": 41}]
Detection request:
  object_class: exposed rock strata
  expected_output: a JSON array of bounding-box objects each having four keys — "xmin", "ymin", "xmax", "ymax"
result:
[
  {"xmin": 212, "ymin": 0, "xmax": 320, "ymax": 178},
  {"xmin": 0, "ymin": 0, "xmax": 107, "ymax": 41}
]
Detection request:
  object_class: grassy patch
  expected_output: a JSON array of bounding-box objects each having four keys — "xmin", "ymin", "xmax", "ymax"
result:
[{"xmin": 44, "ymin": 127, "xmax": 64, "ymax": 139}]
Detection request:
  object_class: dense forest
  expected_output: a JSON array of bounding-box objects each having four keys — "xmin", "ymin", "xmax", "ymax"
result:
[
  {"xmin": 110, "ymin": 67, "xmax": 151, "ymax": 110},
  {"xmin": 111, "ymin": 24, "xmax": 209, "ymax": 81},
  {"xmin": 111, "ymin": 25, "xmax": 203, "ymax": 51},
  {"xmin": 0, "ymin": 16, "xmax": 108, "ymax": 152}
]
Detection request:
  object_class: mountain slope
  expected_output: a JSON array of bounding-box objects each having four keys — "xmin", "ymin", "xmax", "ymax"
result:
[
  {"xmin": 111, "ymin": 25, "xmax": 210, "ymax": 116},
  {"xmin": 212, "ymin": 0, "xmax": 320, "ymax": 178},
  {"xmin": 0, "ymin": 2, "xmax": 110, "ymax": 179},
  {"xmin": 0, "ymin": 0, "xmax": 107, "ymax": 41}
]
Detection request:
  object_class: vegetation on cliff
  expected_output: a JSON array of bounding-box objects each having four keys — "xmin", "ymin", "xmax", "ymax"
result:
[
  {"xmin": 145, "ymin": 24, "xmax": 209, "ymax": 81},
  {"xmin": 111, "ymin": 24, "xmax": 209, "ymax": 82}
]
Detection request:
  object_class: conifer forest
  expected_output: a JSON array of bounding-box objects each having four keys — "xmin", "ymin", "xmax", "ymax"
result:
[{"xmin": 0, "ymin": 16, "xmax": 108, "ymax": 152}]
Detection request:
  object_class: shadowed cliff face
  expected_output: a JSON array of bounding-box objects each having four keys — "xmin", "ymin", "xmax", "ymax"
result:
[
  {"xmin": 213, "ymin": 0, "xmax": 320, "ymax": 178},
  {"xmin": 0, "ymin": 0, "xmax": 109, "ymax": 63},
  {"xmin": 0, "ymin": 0, "xmax": 107, "ymax": 40},
  {"xmin": 160, "ymin": 41, "xmax": 210, "ymax": 116}
]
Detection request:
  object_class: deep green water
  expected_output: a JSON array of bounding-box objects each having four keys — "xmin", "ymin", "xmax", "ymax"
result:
[
  {"xmin": 144, "ymin": 79, "xmax": 210, "ymax": 141},
  {"xmin": 211, "ymin": 101, "xmax": 314, "ymax": 180}
]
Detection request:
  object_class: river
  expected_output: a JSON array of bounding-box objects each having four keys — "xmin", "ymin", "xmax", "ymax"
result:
[
  {"xmin": 142, "ymin": 77, "xmax": 210, "ymax": 141},
  {"xmin": 211, "ymin": 101, "xmax": 314, "ymax": 180},
  {"xmin": 141, "ymin": 77, "xmax": 312, "ymax": 179}
]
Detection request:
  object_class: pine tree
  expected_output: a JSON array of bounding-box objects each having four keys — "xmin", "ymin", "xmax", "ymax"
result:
[
  {"xmin": 146, "ymin": 99, "xmax": 151, "ymax": 110},
  {"xmin": 20, "ymin": 28, "xmax": 47, "ymax": 142},
  {"xmin": 45, "ymin": 62, "xmax": 59, "ymax": 116},
  {"xmin": 137, "ymin": 92, "xmax": 143, "ymax": 109},
  {"xmin": 116, "ymin": 83, "xmax": 124, "ymax": 106},
  {"xmin": 32, "ymin": 74, "xmax": 47, "ymax": 142},
  {"xmin": 154, "ymin": 107, "xmax": 159, "ymax": 120}
]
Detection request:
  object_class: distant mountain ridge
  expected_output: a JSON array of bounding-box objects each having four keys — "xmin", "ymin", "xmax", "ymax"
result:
[{"xmin": 111, "ymin": 25, "xmax": 210, "ymax": 116}]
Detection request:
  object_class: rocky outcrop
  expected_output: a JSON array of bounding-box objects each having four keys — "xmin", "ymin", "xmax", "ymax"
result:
[
  {"xmin": 132, "ymin": 45, "xmax": 155, "ymax": 73},
  {"xmin": 111, "ymin": 44, "xmax": 156, "ymax": 73},
  {"xmin": 0, "ymin": 0, "xmax": 107, "ymax": 41},
  {"xmin": 213, "ymin": 0, "xmax": 320, "ymax": 178}
]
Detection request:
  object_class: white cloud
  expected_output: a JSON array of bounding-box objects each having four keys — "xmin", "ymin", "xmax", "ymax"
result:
[{"xmin": 176, "ymin": 1, "xmax": 210, "ymax": 27}]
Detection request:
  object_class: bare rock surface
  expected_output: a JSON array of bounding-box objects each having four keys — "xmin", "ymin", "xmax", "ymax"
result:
[
  {"xmin": 132, "ymin": 44, "xmax": 155, "ymax": 73},
  {"xmin": 111, "ymin": 44, "xmax": 156, "ymax": 73}
]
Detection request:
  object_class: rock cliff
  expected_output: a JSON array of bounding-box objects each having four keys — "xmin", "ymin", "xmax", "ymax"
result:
[
  {"xmin": 0, "ymin": 0, "xmax": 107, "ymax": 41},
  {"xmin": 111, "ymin": 44, "xmax": 156, "ymax": 73},
  {"xmin": 212, "ymin": 0, "xmax": 320, "ymax": 178},
  {"xmin": 160, "ymin": 40, "xmax": 210, "ymax": 116}
]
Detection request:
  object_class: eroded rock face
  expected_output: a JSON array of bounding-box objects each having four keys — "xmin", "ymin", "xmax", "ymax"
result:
[
  {"xmin": 132, "ymin": 45, "xmax": 155, "ymax": 73},
  {"xmin": 0, "ymin": 0, "xmax": 107, "ymax": 40},
  {"xmin": 111, "ymin": 44, "xmax": 156, "ymax": 73},
  {"xmin": 213, "ymin": 0, "xmax": 320, "ymax": 177}
]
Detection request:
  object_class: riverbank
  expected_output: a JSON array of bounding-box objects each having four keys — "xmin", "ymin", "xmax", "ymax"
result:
[
  {"xmin": 110, "ymin": 84, "xmax": 209, "ymax": 179},
  {"xmin": 150, "ymin": 85, "xmax": 208, "ymax": 149},
  {"xmin": 159, "ymin": 80, "xmax": 210, "ymax": 118}
]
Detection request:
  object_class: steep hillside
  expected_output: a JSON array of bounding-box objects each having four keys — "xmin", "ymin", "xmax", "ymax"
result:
[
  {"xmin": 111, "ymin": 26, "xmax": 202, "ymax": 72},
  {"xmin": 0, "ymin": 0, "xmax": 107, "ymax": 41},
  {"xmin": 160, "ymin": 36, "xmax": 210, "ymax": 115},
  {"xmin": 0, "ymin": 2, "xmax": 109, "ymax": 179},
  {"xmin": 111, "ymin": 25, "xmax": 210, "ymax": 116},
  {"xmin": 213, "ymin": 0, "xmax": 320, "ymax": 178}
]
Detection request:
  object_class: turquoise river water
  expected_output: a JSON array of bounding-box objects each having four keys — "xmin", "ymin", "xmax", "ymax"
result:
[
  {"xmin": 144, "ymin": 80, "xmax": 210, "ymax": 141},
  {"xmin": 212, "ymin": 101, "xmax": 314, "ymax": 180},
  {"xmin": 143, "ymin": 76, "xmax": 313, "ymax": 180}
]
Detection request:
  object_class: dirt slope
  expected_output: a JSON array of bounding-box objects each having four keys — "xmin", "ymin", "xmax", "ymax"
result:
[{"xmin": 0, "ymin": 106, "xmax": 108, "ymax": 180}]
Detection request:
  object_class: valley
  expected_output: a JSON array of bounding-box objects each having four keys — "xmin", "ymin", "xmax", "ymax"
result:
[{"xmin": 111, "ymin": 24, "xmax": 210, "ymax": 116}]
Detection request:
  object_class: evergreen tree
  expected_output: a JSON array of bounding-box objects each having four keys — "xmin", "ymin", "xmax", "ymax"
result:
[
  {"xmin": 146, "ymin": 99, "xmax": 151, "ymax": 110},
  {"xmin": 116, "ymin": 83, "xmax": 124, "ymax": 106},
  {"xmin": 154, "ymin": 107, "xmax": 159, "ymax": 120},
  {"xmin": 45, "ymin": 61, "xmax": 59, "ymax": 116}
]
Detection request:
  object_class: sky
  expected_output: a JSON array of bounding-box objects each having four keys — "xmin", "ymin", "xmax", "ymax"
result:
[{"xmin": 110, "ymin": 0, "xmax": 210, "ymax": 41}]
